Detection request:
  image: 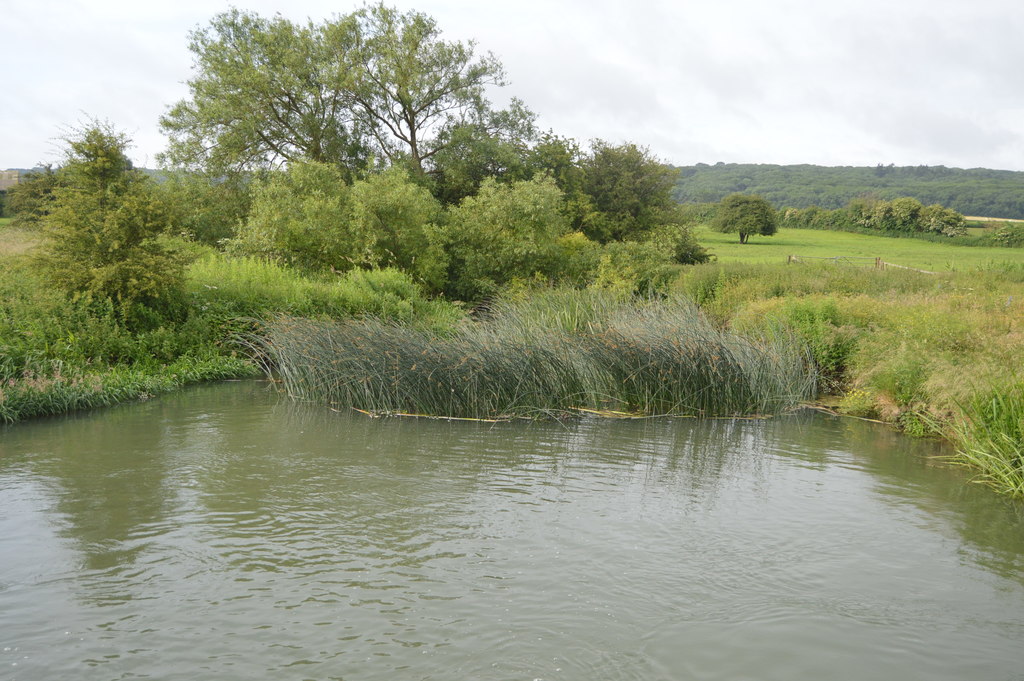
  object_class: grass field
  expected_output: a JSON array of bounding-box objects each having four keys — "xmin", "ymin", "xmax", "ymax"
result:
[
  {"xmin": 0, "ymin": 220, "xmax": 41, "ymax": 257},
  {"xmin": 694, "ymin": 226, "xmax": 1024, "ymax": 271},
  {"xmin": 965, "ymin": 216, "xmax": 1024, "ymax": 223}
]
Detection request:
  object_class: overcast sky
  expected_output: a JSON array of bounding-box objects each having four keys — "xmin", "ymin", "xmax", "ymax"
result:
[{"xmin": 5, "ymin": 0, "xmax": 1024, "ymax": 171}]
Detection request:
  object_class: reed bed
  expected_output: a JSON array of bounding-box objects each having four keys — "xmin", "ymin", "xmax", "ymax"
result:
[
  {"xmin": 255, "ymin": 292, "xmax": 816, "ymax": 419},
  {"xmin": 949, "ymin": 383, "xmax": 1024, "ymax": 497}
]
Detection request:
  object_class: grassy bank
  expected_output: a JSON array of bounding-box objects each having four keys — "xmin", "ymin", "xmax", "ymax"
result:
[
  {"xmin": 0, "ymin": 233, "xmax": 460, "ymax": 424},
  {"xmin": 257, "ymin": 290, "xmax": 815, "ymax": 420},
  {"xmin": 673, "ymin": 261, "xmax": 1024, "ymax": 496}
]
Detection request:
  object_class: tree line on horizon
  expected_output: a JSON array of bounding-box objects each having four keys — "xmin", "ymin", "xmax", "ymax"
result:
[{"xmin": 672, "ymin": 162, "xmax": 1024, "ymax": 219}]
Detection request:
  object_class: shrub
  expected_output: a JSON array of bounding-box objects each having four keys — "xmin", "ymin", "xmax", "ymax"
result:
[
  {"xmin": 593, "ymin": 240, "xmax": 678, "ymax": 295},
  {"xmin": 159, "ymin": 171, "xmax": 252, "ymax": 246},
  {"xmin": 35, "ymin": 123, "xmax": 187, "ymax": 317},
  {"xmin": 992, "ymin": 223, "xmax": 1024, "ymax": 247},
  {"xmin": 838, "ymin": 387, "xmax": 878, "ymax": 418},
  {"xmin": 443, "ymin": 175, "xmax": 570, "ymax": 300},
  {"xmin": 228, "ymin": 161, "xmax": 373, "ymax": 271},
  {"xmin": 348, "ymin": 167, "xmax": 448, "ymax": 291}
]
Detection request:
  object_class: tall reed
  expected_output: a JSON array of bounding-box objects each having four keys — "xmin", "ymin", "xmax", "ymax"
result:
[
  {"xmin": 255, "ymin": 291, "xmax": 816, "ymax": 419},
  {"xmin": 949, "ymin": 383, "xmax": 1024, "ymax": 497}
]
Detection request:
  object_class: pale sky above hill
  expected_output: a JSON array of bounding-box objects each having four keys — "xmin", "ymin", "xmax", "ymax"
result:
[{"xmin": 4, "ymin": 0, "xmax": 1024, "ymax": 170}]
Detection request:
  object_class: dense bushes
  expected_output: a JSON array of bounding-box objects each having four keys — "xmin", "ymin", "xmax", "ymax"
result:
[
  {"xmin": 782, "ymin": 197, "xmax": 967, "ymax": 238},
  {"xmin": 442, "ymin": 176, "xmax": 569, "ymax": 299}
]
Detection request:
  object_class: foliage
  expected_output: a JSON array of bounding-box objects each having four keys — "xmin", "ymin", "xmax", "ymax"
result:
[
  {"xmin": 838, "ymin": 387, "xmax": 878, "ymax": 418},
  {"xmin": 0, "ymin": 228, "xmax": 462, "ymax": 424},
  {"xmin": 160, "ymin": 3, "xmax": 516, "ymax": 178},
  {"xmin": 672, "ymin": 162, "xmax": 1024, "ymax": 220},
  {"xmin": 36, "ymin": 124, "xmax": 188, "ymax": 315},
  {"xmin": 990, "ymin": 222, "xmax": 1024, "ymax": 247},
  {"xmin": 256, "ymin": 292, "xmax": 815, "ymax": 419},
  {"xmin": 6, "ymin": 165, "xmax": 60, "ymax": 227},
  {"xmin": 580, "ymin": 141, "xmax": 680, "ymax": 243},
  {"xmin": 159, "ymin": 9, "xmax": 368, "ymax": 174},
  {"xmin": 442, "ymin": 175, "xmax": 570, "ymax": 300},
  {"xmin": 783, "ymin": 197, "xmax": 967, "ymax": 237},
  {"xmin": 745, "ymin": 297, "xmax": 862, "ymax": 388},
  {"xmin": 712, "ymin": 193, "xmax": 777, "ymax": 243},
  {"xmin": 227, "ymin": 161, "xmax": 371, "ymax": 271},
  {"xmin": 644, "ymin": 222, "xmax": 712, "ymax": 265},
  {"xmin": 158, "ymin": 171, "xmax": 253, "ymax": 246},
  {"xmin": 345, "ymin": 3, "xmax": 514, "ymax": 174},
  {"xmin": 427, "ymin": 110, "xmax": 534, "ymax": 205},
  {"xmin": 593, "ymin": 240, "xmax": 678, "ymax": 295},
  {"xmin": 348, "ymin": 167, "xmax": 448, "ymax": 291},
  {"xmin": 188, "ymin": 253, "xmax": 460, "ymax": 328}
]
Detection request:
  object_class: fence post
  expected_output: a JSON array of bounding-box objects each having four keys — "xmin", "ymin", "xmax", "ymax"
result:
[
  {"xmin": 787, "ymin": 255, "xmax": 794, "ymax": 265},
  {"xmin": 875, "ymin": 257, "xmax": 883, "ymax": 270}
]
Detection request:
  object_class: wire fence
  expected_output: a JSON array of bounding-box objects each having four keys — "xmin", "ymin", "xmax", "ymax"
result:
[{"xmin": 786, "ymin": 254, "xmax": 937, "ymax": 274}]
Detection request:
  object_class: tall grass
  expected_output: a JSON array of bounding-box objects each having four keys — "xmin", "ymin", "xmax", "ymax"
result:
[
  {"xmin": 187, "ymin": 253, "xmax": 461, "ymax": 328},
  {"xmin": 949, "ymin": 383, "xmax": 1024, "ymax": 497},
  {"xmin": 255, "ymin": 291, "xmax": 816, "ymax": 419},
  {"xmin": 0, "ymin": 354, "xmax": 257, "ymax": 424}
]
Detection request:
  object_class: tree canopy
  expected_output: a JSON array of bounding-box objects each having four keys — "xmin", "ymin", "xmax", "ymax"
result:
[
  {"xmin": 712, "ymin": 193, "xmax": 777, "ymax": 243},
  {"xmin": 160, "ymin": 3, "xmax": 520, "ymax": 178},
  {"xmin": 160, "ymin": 9, "xmax": 367, "ymax": 175}
]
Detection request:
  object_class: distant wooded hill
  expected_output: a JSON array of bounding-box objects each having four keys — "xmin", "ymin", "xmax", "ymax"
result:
[{"xmin": 671, "ymin": 163, "xmax": 1024, "ymax": 219}]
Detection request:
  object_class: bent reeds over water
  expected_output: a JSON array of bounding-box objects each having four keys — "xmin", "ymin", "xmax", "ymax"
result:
[{"xmin": 256, "ymin": 293, "xmax": 817, "ymax": 419}]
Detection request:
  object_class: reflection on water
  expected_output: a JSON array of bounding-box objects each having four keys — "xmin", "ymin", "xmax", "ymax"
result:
[{"xmin": 1, "ymin": 381, "xmax": 1023, "ymax": 681}]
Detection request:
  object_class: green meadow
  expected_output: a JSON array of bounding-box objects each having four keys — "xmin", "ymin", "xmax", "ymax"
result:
[{"xmin": 694, "ymin": 225, "xmax": 1024, "ymax": 271}]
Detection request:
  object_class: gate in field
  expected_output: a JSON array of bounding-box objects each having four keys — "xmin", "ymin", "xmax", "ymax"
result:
[{"xmin": 786, "ymin": 254, "xmax": 937, "ymax": 274}]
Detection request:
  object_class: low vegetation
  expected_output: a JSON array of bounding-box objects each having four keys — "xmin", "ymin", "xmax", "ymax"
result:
[
  {"xmin": 673, "ymin": 260, "xmax": 1024, "ymax": 496},
  {"xmin": 256, "ymin": 290, "xmax": 815, "ymax": 420}
]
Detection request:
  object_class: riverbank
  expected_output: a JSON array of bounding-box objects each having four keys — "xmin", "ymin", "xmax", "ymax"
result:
[
  {"xmin": 673, "ymin": 261, "xmax": 1024, "ymax": 496},
  {"xmin": 0, "ymin": 236, "xmax": 460, "ymax": 424},
  {"xmin": 3, "ymin": 221, "xmax": 1022, "ymax": 498}
]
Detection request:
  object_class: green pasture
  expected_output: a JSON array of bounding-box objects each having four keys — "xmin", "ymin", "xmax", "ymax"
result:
[{"xmin": 694, "ymin": 226, "xmax": 1024, "ymax": 271}]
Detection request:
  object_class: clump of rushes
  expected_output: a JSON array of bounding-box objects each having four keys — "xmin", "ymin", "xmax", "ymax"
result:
[
  {"xmin": 255, "ymin": 291, "xmax": 816, "ymax": 419},
  {"xmin": 949, "ymin": 382, "xmax": 1024, "ymax": 497}
]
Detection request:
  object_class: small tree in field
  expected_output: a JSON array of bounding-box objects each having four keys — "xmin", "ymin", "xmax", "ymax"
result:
[
  {"xmin": 713, "ymin": 193, "xmax": 777, "ymax": 244},
  {"xmin": 37, "ymin": 123, "xmax": 186, "ymax": 315}
]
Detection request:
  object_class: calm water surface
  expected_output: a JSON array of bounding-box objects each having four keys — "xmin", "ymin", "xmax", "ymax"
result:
[{"xmin": 1, "ymin": 380, "xmax": 1023, "ymax": 681}]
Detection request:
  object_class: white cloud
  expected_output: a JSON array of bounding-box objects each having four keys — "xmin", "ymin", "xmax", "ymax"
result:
[{"xmin": 3, "ymin": 0, "xmax": 1024, "ymax": 170}]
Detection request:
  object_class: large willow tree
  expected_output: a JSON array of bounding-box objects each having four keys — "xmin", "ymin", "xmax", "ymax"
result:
[{"xmin": 159, "ymin": 3, "xmax": 514, "ymax": 177}]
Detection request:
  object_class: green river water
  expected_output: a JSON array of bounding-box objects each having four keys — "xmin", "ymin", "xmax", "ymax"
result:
[{"xmin": 1, "ymin": 380, "xmax": 1022, "ymax": 680}]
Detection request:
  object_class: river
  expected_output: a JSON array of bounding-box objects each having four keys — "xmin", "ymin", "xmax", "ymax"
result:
[{"xmin": 1, "ymin": 380, "xmax": 1022, "ymax": 680}]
